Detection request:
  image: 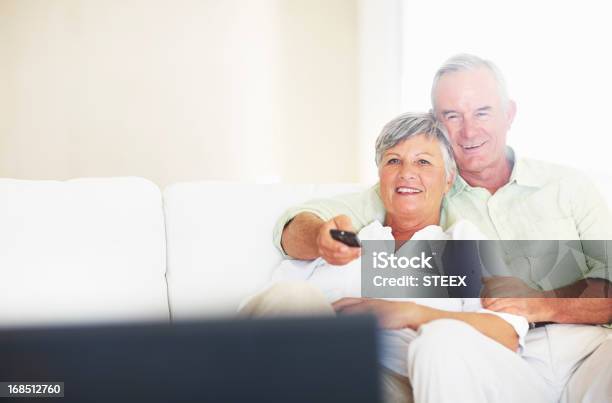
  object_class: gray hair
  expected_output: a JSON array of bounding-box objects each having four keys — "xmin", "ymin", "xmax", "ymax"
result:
[
  {"xmin": 431, "ymin": 54, "xmax": 509, "ymax": 114},
  {"xmin": 375, "ymin": 112, "xmax": 456, "ymax": 180}
]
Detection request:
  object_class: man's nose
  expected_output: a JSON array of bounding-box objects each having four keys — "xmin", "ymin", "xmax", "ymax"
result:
[{"xmin": 461, "ymin": 117, "xmax": 479, "ymax": 138}]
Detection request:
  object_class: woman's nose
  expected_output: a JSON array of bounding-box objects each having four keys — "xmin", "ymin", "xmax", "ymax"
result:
[{"xmin": 399, "ymin": 164, "xmax": 418, "ymax": 180}]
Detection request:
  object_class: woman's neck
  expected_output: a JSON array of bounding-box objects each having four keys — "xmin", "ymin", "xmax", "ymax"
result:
[{"xmin": 385, "ymin": 211, "xmax": 440, "ymax": 247}]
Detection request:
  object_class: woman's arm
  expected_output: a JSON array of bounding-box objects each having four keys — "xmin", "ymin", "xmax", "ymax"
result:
[
  {"xmin": 332, "ymin": 298, "xmax": 519, "ymax": 351},
  {"xmin": 416, "ymin": 306, "xmax": 519, "ymax": 351}
]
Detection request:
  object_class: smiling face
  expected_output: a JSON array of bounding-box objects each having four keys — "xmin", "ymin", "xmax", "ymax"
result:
[
  {"xmin": 379, "ymin": 134, "xmax": 452, "ymax": 224},
  {"xmin": 433, "ymin": 67, "xmax": 516, "ymax": 176}
]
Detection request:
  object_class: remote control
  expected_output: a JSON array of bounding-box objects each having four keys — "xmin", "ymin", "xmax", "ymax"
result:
[{"xmin": 330, "ymin": 229, "xmax": 361, "ymax": 248}]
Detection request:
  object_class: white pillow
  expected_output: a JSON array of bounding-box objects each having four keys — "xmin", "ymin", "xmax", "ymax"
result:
[{"xmin": 0, "ymin": 177, "xmax": 169, "ymax": 327}]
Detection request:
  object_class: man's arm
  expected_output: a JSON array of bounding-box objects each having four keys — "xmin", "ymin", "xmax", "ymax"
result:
[
  {"xmin": 281, "ymin": 213, "xmax": 361, "ymax": 265},
  {"xmin": 484, "ymin": 175, "xmax": 612, "ymax": 324},
  {"xmin": 544, "ymin": 279, "xmax": 612, "ymax": 323},
  {"xmin": 482, "ymin": 278, "xmax": 612, "ymax": 324},
  {"xmin": 280, "ymin": 213, "xmax": 323, "ymax": 260}
]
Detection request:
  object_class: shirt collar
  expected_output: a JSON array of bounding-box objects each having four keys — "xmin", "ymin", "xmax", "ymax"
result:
[
  {"xmin": 507, "ymin": 148, "xmax": 542, "ymax": 187},
  {"xmin": 447, "ymin": 147, "xmax": 540, "ymax": 197}
]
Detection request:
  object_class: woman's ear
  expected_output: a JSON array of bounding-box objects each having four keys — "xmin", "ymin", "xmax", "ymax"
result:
[{"xmin": 444, "ymin": 171, "xmax": 456, "ymax": 194}]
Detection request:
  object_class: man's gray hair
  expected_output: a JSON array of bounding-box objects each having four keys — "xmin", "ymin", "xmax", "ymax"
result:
[
  {"xmin": 431, "ymin": 54, "xmax": 509, "ymax": 114},
  {"xmin": 375, "ymin": 112, "xmax": 456, "ymax": 180}
]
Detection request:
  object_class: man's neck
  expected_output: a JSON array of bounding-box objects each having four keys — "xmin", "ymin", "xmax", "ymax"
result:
[{"xmin": 460, "ymin": 157, "xmax": 513, "ymax": 195}]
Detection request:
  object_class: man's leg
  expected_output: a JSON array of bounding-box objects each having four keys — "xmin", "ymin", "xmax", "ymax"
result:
[
  {"xmin": 408, "ymin": 319, "xmax": 552, "ymax": 403},
  {"xmin": 522, "ymin": 324, "xmax": 608, "ymax": 402},
  {"xmin": 562, "ymin": 336, "xmax": 612, "ymax": 403}
]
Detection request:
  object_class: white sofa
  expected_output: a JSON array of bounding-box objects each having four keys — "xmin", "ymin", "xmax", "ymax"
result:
[
  {"xmin": 1, "ymin": 175, "xmax": 611, "ymax": 328},
  {"xmin": 0, "ymin": 177, "xmax": 364, "ymax": 327}
]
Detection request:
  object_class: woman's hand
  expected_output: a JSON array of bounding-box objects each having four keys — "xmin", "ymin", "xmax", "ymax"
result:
[
  {"xmin": 334, "ymin": 297, "xmax": 521, "ymax": 350},
  {"xmin": 332, "ymin": 298, "xmax": 424, "ymax": 330},
  {"xmin": 316, "ymin": 215, "xmax": 361, "ymax": 265}
]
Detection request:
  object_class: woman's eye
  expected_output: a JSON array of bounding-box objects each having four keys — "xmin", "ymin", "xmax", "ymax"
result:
[
  {"xmin": 418, "ymin": 159, "xmax": 431, "ymax": 165},
  {"xmin": 387, "ymin": 158, "xmax": 400, "ymax": 165}
]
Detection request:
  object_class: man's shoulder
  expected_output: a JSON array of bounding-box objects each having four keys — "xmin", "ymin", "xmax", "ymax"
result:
[
  {"xmin": 518, "ymin": 157, "xmax": 582, "ymax": 179},
  {"xmin": 516, "ymin": 158, "xmax": 611, "ymax": 217},
  {"xmin": 516, "ymin": 157, "xmax": 589, "ymax": 187}
]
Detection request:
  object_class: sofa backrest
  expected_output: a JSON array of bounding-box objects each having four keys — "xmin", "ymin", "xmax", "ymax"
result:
[
  {"xmin": 2, "ymin": 172, "xmax": 610, "ymax": 326},
  {"xmin": 0, "ymin": 178, "xmax": 169, "ymax": 327},
  {"xmin": 163, "ymin": 182, "xmax": 366, "ymax": 319}
]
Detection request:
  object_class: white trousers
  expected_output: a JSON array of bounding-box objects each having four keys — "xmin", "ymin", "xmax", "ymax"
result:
[
  {"xmin": 562, "ymin": 337, "xmax": 612, "ymax": 402},
  {"xmin": 522, "ymin": 323, "xmax": 611, "ymax": 403},
  {"xmin": 242, "ymin": 282, "xmax": 612, "ymax": 402}
]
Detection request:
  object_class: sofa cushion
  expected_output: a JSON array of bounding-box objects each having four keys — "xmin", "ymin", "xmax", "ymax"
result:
[
  {"xmin": 163, "ymin": 182, "xmax": 366, "ymax": 319},
  {"xmin": 0, "ymin": 177, "xmax": 169, "ymax": 327}
]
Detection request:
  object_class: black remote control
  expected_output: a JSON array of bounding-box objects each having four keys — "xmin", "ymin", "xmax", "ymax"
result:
[{"xmin": 330, "ymin": 229, "xmax": 361, "ymax": 247}]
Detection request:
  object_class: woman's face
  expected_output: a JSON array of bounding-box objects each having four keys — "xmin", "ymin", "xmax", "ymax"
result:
[{"xmin": 379, "ymin": 134, "xmax": 453, "ymax": 222}]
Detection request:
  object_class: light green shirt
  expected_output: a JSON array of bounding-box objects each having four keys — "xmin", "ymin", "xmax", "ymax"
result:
[{"xmin": 273, "ymin": 150, "xmax": 612, "ymax": 290}]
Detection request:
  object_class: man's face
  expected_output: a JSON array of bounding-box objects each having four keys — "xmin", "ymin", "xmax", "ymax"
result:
[{"xmin": 433, "ymin": 67, "xmax": 516, "ymax": 175}]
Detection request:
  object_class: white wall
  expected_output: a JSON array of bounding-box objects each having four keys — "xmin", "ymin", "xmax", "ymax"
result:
[
  {"xmin": 357, "ymin": 0, "xmax": 404, "ymax": 184},
  {"xmin": 399, "ymin": 0, "xmax": 612, "ymax": 177},
  {"xmin": 0, "ymin": 0, "xmax": 359, "ymax": 186}
]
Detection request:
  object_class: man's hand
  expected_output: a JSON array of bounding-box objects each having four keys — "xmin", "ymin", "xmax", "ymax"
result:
[
  {"xmin": 481, "ymin": 276, "xmax": 544, "ymax": 298},
  {"xmin": 481, "ymin": 277, "xmax": 612, "ymax": 324},
  {"xmin": 316, "ymin": 215, "xmax": 361, "ymax": 265},
  {"xmin": 332, "ymin": 298, "xmax": 422, "ymax": 330},
  {"xmin": 480, "ymin": 276, "xmax": 552, "ymax": 322},
  {"xmin": 481, "ymin": 297, "xmax": 553, "ymax": 323}
]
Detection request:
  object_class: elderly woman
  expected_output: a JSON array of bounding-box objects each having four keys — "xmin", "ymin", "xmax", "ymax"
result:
[{"xmin": 241, "ymin": 112, "xmax": 549, "ymax": 403}]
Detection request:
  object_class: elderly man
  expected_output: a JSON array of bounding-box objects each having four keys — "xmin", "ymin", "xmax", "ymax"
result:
[{"xmin": 275, "ymin": 54, "xmax": 612, "ymax": 403}]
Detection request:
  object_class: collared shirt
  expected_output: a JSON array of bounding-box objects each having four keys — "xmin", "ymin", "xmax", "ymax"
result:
[{"xmin": 273, "ymin": 148, "xmax": 612, "ymax": 288}]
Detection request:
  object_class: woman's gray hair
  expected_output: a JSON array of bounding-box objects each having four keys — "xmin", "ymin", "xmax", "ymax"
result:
[
  {"xmin": 375, "ymin": 112, "xmax": 456, "ymax": 180},
  {"xmin": 431, "ymin": 53, "xmax": 509, "ymax": 114}
]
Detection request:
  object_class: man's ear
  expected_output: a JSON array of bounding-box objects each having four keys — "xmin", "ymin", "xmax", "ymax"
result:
[{"xmin": 506, "ymin": 100, "xmax": 517, "ymax": 128}]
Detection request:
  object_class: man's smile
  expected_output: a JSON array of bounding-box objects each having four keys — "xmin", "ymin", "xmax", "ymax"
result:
[
  {"xmin": 395, "ymin": 186, "xmax": 423, "ymax": 195},
  {"xmin": 459, "ymin": 140, "xmax": 487, "ymax": 153}
]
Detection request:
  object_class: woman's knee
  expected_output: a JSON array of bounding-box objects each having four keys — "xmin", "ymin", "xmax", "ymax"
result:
[{"xmin": 239, "ymin": 281, "xmax": 334, "ymax": 317}]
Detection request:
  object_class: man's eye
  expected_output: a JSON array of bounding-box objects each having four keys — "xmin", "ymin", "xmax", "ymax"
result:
[
  {"xmin": 387, "ymin": 158, "xmax": 400, "ymax": 165},
  {"xmin": 476, "ymin": 111, "xmax": 490, "ymax": 118},
  {"xmin": 446, "ymin": 114, "xmax": 459, "ymax": 121}
]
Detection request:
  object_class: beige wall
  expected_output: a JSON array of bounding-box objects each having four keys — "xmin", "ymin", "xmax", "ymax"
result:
[{"xmin": 0, "ymin": 0, "xmax": 358, "ymax": 186}]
